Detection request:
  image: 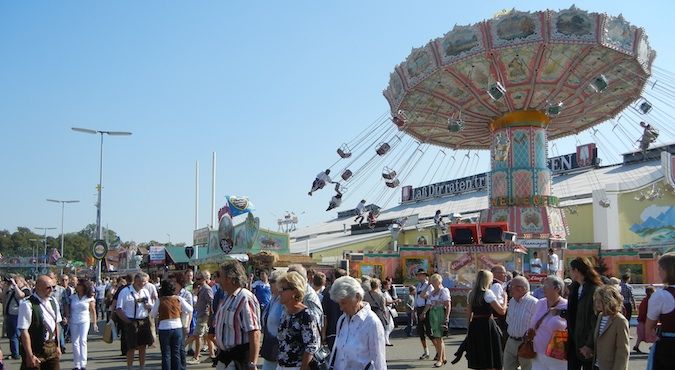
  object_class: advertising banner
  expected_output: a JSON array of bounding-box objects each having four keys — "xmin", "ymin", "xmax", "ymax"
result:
[{"xmin": 149, "ymin": 245, "xmax": 166, "ymax": 265}]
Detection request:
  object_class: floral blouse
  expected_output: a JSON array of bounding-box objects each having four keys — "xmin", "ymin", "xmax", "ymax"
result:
[{"xmin": 277, "ymin": 307, "xmax": 320, "ymax": 367}]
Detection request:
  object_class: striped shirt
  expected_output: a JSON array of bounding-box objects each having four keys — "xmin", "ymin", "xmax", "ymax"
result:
[
  {"xmin": 214, "ymin": 287, "xmax": 261, "ymax": 351},
  {"xmin": 506, "ymin": 293, "xmax": 538, "ymax": 337}
]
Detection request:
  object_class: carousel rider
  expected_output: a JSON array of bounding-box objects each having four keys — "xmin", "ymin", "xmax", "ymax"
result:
[
  {"xmin": 326, "ymin": 183, "xmax": 343, "ymax": 211},
  {"xmin": 354, "ymin": 199, "xmax": 367, "ymax": 224},
  {"xmin": 639, "ymin": 121, "xmax": 659, "ymax": 152},
  {"xmin": 367, "ymin": 209, "xmax": 380, "ymax": 229},
  {"xmin": 433, "ymin": 210, "xmax": 446, "ymax": 232},
  {"xmin": 308, "ymin": 169, "xmax": 337, "ymax": 196}
]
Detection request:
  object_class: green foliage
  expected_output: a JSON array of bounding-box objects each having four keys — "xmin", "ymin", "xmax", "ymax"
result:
[{"xmin": 0, "ymin": 224, "xmax": 118, "ymax": 261}]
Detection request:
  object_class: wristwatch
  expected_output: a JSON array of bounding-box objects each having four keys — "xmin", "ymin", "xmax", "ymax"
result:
[{"xmin": 248, "ymin": 362, "xmax": 257, "ymax": 368}]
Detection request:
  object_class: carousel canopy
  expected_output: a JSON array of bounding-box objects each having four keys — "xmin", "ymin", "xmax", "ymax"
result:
[{"xmin": 383, "ymin": 6, "xmax": 655, "ymax": 149}]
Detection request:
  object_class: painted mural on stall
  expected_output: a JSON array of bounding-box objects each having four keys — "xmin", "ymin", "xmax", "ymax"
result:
[{"xmin": 619, "ymin": 185, "xmax": 675, "ymax": 248}]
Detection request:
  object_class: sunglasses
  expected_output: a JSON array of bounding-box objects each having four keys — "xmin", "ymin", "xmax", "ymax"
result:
[{"xmin": 47, "ymin": 285, "xmax": 56, "ymax": 290}]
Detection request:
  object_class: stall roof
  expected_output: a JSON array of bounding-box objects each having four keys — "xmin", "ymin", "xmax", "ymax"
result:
[{"xmin": 164, "ymin": 245, "xmax": 208, "ymax": 264}]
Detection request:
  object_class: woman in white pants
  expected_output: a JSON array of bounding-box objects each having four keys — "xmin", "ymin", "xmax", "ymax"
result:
[
  {"xmin": 381, "ymin": 280, "xmax": 398, "ymax": 347},
  {"xmin": 64, "ymin": 278, "xmax": 98, "ymax": 370}
]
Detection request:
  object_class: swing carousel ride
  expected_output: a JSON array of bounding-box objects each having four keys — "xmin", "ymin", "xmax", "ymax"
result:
[{"xmin": 309, "ymin": 6, "xmax": 675, "ymax": 239}]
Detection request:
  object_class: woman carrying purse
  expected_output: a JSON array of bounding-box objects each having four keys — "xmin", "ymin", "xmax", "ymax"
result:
[{"xmin": 530, "ymin": 276, "xmax": 568, "ymax": 370}]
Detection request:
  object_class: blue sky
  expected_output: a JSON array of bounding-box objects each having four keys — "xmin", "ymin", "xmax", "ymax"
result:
[{"xmin": 1, "ymin": 1, "xmax": 674, "ymax": 245}]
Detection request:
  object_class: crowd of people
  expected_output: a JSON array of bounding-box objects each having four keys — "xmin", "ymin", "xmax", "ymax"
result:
[{"xmin": 0, "ymin": 252, "xmax": 672, "ymax": 370}]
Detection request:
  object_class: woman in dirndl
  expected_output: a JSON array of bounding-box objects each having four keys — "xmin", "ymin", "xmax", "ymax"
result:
[
  {"xmin": 646, "ymin": 253, "xmax": 675, "ymax": 370},
  {"xmin": 421, "ymin": 273, "xmax": 451, "ymax": 367},
  {"xmin": 464, "ymin": 270, "xmax": 507, "ymax": 370}
]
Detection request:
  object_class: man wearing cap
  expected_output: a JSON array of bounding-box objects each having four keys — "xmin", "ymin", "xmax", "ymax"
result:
[{"xmin": 414, "ymin": 268, "xmax": 434, "ymax": 360}]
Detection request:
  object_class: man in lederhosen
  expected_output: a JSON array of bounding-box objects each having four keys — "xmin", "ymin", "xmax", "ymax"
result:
[
  {"xmin": 116, "ymin": 273, "xmax": 154, "ymax": 370},
  {"xmin": 17, "ymin": 275, "xmax": 62, "ymax": 370},
  {"xmin": 414, "ymin": 268, "xmax": 434, "ymax": 360}
]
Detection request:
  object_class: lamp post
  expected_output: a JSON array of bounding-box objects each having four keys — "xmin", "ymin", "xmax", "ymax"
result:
[
  {"xmin": 29, "ymin": 238, "xmax": 41, "ymax": 259},
  {"xmin": 46, "ymin": 199, "xmax": 79, "ymax": 263},
  {"xmin": 33, "ymin": 227, "xmax": 56, "ymax": 267},
  {"xmin": 72, "ymin": 127, "xmax": 132, "ymax": 281}
]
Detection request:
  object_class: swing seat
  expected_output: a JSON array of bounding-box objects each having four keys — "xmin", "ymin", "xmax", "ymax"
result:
[
  {"xmin": 376, "ymin": 143, "xmax": 391, "ymax": 156},
  {"xmin": 638, "ymin": 100, "xmax": 652, "ymax": 114},
  {"xmin": 337, "ymin": 145, "xmax": 352, "ymax": 158},
  {"xmin": 447, "ymin": 118, "xmax": 464, "ymax": 133},
  {"xmin": 341, "ymin": 169, "xmax": 353, "ymax": 181},
  {"xmin": 382, "ymin": 167, "xmax": 397, "ymax": 180},
  {"xmin": 392, "ymin": 110, "xmax": 407, "ymax": 128},
  {"xmin": 386, "ymin": 178, "xmax": 400, "ymax": 188}
]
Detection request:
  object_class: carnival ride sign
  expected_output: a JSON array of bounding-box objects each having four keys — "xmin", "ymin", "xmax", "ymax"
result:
[{"xmin": 402, "ymin": 144, "xmax": 598, "ymax": 203}]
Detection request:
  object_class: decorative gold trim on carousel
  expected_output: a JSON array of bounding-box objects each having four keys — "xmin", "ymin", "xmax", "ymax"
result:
[
  {"xmin": 490, "ymin": 195, "xmax": 559, "ymax": 207},
  {"xmin": 490, "ymin": 110, "xmax": 550, "ymax": 131}
]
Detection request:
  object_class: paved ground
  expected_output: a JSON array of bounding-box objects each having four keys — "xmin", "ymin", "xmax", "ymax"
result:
[{"xmin": 0, "ymin": 321, "xmax": 650, "ymax": 369}]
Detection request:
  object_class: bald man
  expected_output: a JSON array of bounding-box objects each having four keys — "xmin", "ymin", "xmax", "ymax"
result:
[{"xmin": 18, "ymin": 275, "xmax": 62, "ymax": 370}]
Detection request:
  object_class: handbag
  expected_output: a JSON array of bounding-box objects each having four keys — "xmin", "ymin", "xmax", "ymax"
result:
[
  {"xmin": 518, "ymin": 328, "xmax": 537, "ymax": 359},
  {"xmin": 518, "ymin": 311, "xmax": 550, "ymax": 359},
  {"xmin": 102, "ymin": 320, "xmax": 114, "ymax": 344},
  {"xmin": 545, "ymin": 329, "xmax": 568, "ymax": 360},
  {"xmin": 310, "ymin": 345, "xmax": 331, "ymax": 370}
]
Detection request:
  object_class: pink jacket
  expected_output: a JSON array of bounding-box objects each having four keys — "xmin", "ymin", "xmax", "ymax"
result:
[{"xmin": 530, "ymin": 297, "xmax": 568, "ymax": 354}]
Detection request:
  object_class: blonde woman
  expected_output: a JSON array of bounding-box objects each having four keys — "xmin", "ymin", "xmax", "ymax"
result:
[
  {"xmin": 464, "ymin": 270, "xmax": 506, "ymax": 370},
  {"xmin": 421, "ymin": 273, "xmax": 451, "ymax": 367},
  {"xmin": 276, "ymin": 271, "xmax": 320, "ymax": 370},
  {"xmin": 592, "ymin": 285, "xmax": 630, "ymax": 370}
]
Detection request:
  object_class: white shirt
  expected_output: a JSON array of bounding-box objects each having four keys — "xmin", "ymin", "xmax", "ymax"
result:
[
  {"xmin": 483, "ymin": 289, "xmax": 497, "ymax": 304},
  {"xmin": 116, "ymin": 285, "xmax": 151, "ymax": 320},
  {"xmin": 144, "ymin": 282, "xmax": 158, "ymax": 305},
  {"xmin": 304, "ymin": 283, "xmax": 324, "ymax": 328},
  {"xmin": 548, "ymin": 253, "xmax": 560, "ymax": 273},
  {"xmin": 17, "ymin": 295, "xmax": 63, "ymax": 340},
  {"xmin": 331, "ymin": 303, "xmax": 387, "ymax": 370},
  {"xmin": 150, "ymin": 296, "xmax": 193, "ymax": 330},
  {"xmin": 316, "ymin": 172, "xmax": 332, "ymax": 183},
  {"xmin": 647, "ymin": 286, "xmax": 675, "ymax": 321},
  {"xmin": 427, "ymin": 287, "xmax": 451, "ymax": 307},
  {"xmin": 69, "ymin": 294, "xmax": 94, "ymax": 324},
  {"xmin": 490, "ymin": 281, "xmax": 506, "ymax": 305},
  {"xmin": 530, "ymin": 258, "xmax": 542, "ymax": 274},
  {"xmin": 415, "ymin": 280, "xmax": 433, "ymax": 307},
  {"xmin": 506, "ymin": 294, "xmax": 538, "ymax": 337},
  {"xmin": 95, "ymin": 283, "xmax": 107, "ymax": 300},
  {"xmin": 355, "ymin": 202, "xmax": 366, "ymax": 214},
  {"xmin": 178, "ymin": 288, "xmax": 194, "ymax": 328}
]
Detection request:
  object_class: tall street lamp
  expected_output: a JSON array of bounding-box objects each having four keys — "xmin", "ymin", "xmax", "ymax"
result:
[
  {"xmin": 33, "ymin": 227, "xmax": 56, "ymax": 266},
  {"xmin": 72, "ymin": 127, "xmax": 132, "ymax": 280},
  {"xmin": 47, "ymin": 199, "xmax": 79, "ymax": 262}
]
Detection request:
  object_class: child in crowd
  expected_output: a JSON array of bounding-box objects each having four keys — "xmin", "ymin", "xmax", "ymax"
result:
[{"xmin": 592, "ymin": 285, "xmax": 630, "ymax": 370}]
